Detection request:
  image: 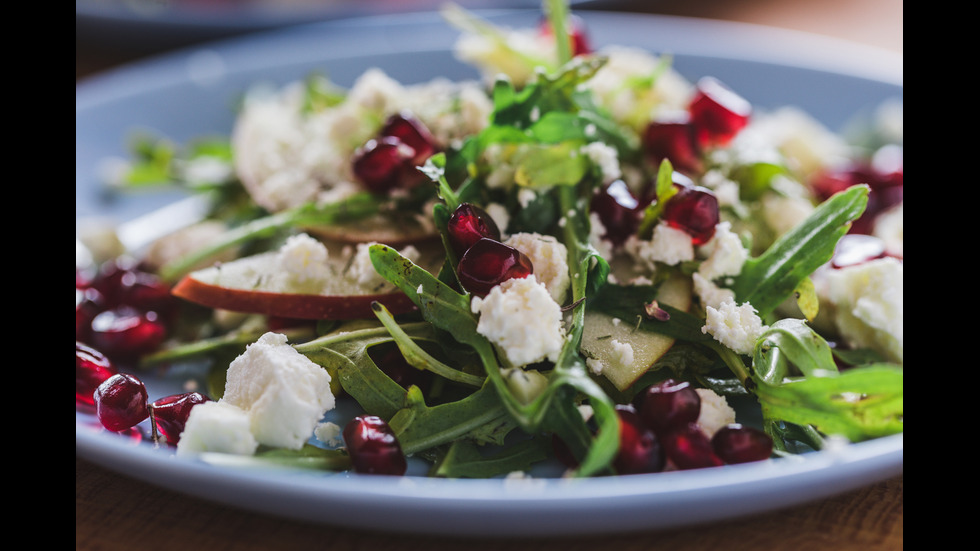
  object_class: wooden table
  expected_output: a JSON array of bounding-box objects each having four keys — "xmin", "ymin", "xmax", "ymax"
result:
[{"xmin": 76, "ymin": 1, "xmax": 902, "ymax": 549}]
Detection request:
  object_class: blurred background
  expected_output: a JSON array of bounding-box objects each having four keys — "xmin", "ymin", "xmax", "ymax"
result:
[{"xmin": 76, "ymin": 0, "xmax": 903, "ymax": 80}]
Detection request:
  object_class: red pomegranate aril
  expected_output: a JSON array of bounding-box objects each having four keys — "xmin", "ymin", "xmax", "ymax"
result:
[
  {"xmin": 151, "ymin": 392, "xmax": 211, "ymax": 445},
  {"xmin": 76, "ymin": 287, "xmax": 105, "ymax": 342},
  {"xmin": 831, "ymin": 234, "xmax": 888, "ymax": 269},
  {"xmin": 642, "ymin": 115, "xmax": 701, "ymax": 175},
  {"xmin": 538, "ymin": 15, "xmax": 592, "ymax": 56},
  {"xmin": 662, "ymin": 422, "xmax": 724, "ymax": 470},
  {"xmin": 94, "ymin": 373, "xmax": 150, "ymax": 432},
  {"xmin": 614, "ymin": 406, "xmax": 666, "ymax": 475},
  {"xmin": 76, "ymin": 342, "xmax": 118, "ymax": 408},
  {"xmin": 637, "ymin": 379, "xmax": 702, "ymax": 434},
  {"xmin": 688, "ymin": 77, "xmax": 751, "ymax": 148},
  {"xmin": 343, "ymin": 415, "xmax": 407, "ymax": 475},
  {"xmin": 446, "ymin": 203, "xmax": 502, "ymax": 258},
  {"xmin": 711, "ymin": 424, "xmax": 773, "ymax": 464},
  {"xmin": 591, "ymin": 179, "xmax": 643, "ymax": 246},
  {"xmin": 352, "ymin": 137, "xmax": 417, "ymax": 194},
  {"xmin": 117, "ymin": 271, "xmax": 175, "ymax": 315},
  {"xmin": 661, "ymin": 184, "xmax": 719, "ymax": 245},
  {"xmin": 379, "ymin": 112, "xmax": 437, "ymax": 163},
  {"xmin": 89, "ymin": 306, "xmax": 167, "ymax": 361},
  {"xmin": 456, "ymin": 238, "xmax": 534, "ymax": 297}
]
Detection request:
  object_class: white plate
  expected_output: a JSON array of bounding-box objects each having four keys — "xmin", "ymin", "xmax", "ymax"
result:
[{"xmin": 75, "ymin": 9, "xmax": 903, "ymax": 537}]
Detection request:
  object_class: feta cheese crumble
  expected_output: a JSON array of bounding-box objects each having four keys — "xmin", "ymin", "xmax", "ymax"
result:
[
  {"xmin": 701, "ymin": 299, "xmax": 769, "ymax": 356},
  {"xmin": 470, "ymin": 275, "xmax": 565, "ymax": 366},
  {"xmin": 695, "ymin": 388, "xmax": 736, "ymax": 437},
  {"xmin": 697, "ymin": 221, "xmax": 748, "ymax": 282},
  {"xmin": 277, "ymin": 233, "xmax": 329, "ymax": 282},
  {"xmin": 626, "ymin": 222, "xmax": 695, "ymax": 269},
  {"xmin": 822, "ymin": 257, "xmax": 903, "ymax": 364},
  {"xmin": 176, "ymin": 401, "xmax": 258, "ymax": 457},
  {"xmin": 221, "ymin": 332, "xmax": 336, "ymax": 449},
  {"xmin": 504, "ymin": 232, "xmax": 571, "ymax": 303}
]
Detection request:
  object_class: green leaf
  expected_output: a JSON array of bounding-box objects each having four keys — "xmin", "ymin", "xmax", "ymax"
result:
[
  {"xmin": 753, "ymin": 364, "xmax": 904, "ymax": 441},
  {"xmin": 513, "ymin": 142, "xmax": 589, "ymax": 188},
  {"xmin": 430, "ymin": 437, "xmax": 551, "ymax": 478},
  {"xmin": 731, "ymin": 185, "xmax": 869, "ymax": 317}
]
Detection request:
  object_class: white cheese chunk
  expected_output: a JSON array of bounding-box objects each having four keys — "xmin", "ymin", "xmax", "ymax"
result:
[
  {"xmin": 504, "ymin": 232, "xmax": 571, "ymax": 303},
  {"xmin": 277, "ymin": 233, "xmax": 329, "ymax": 282},
  {"xmin": 470, "ymin": 275, "xmax": 565, "ymax": 367},
  {"xmin": 823, "ymin": 257, "xmax": 903, "ymax": 364},
  {"xmin": 695, "ymin": 388, "xmax": 736, "ymax": 437},
  {"xmin": 176, "ymin": 401, "xmax": 258, "ymax": 457},
  {"xmin": 697, "ymin": 221, "xmax": 748, "ymax": 282},
  {"xmin": 222, "ymin": 332, "xmax": 336, "ymax": 449},
  {"xmin": 701, "ymin": 299, "xmax": 769, "ymax": 356}
]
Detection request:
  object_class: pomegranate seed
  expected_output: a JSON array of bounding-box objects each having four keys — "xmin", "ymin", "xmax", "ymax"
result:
[
  {"xmin": 446, "ymin": 203, "xmax": 501, "ymax": 258},
  {"xmin": 711, "ymin": 424, "xmax": 773, "ymax": 464},
  {"xmin": 379, "ymin": 112, "xmax": 437, "ymax": 164},
  {"xmin": 809, "ymin": 157, "xmax": 903, "ymax": 235},
  {"xmin": 636, "ymin": 379, "xmax": 701, "ymax": 434},
  {"xmin": 94, "ymin": 373, "xmax": 150, "ymax": 432},
  {"xmin": 614, "ymin": 406, "xmax": 665, "ymax": 475},
  {"xmin": 590, "ymin": 180, "xmax": 643, "ymax": 246},
  {"xmin": 831, "ymin": 234, "xmax": 888, "ymax": 269},
  {"xmin": 688, "ymin": 77, "xmax": 751, "ymax": 148},
  {"xmin": 352, "ymin": 137, "xmax": 417, "ymax": 194},
  {"xmin": 661, "ymin": 422, "xmax": 724, "ymax": 470},
  {"xmin": 538, "ymin": 15, "xmax": 592, "ymax": 56},
  {"xmin": 661, "ymin": 184, "xmax": 719, "ymax": 245},
  {"xmin": 343, "ymin": 415, "xmax": 407, "ymax": 475},
  {"xmin": 76, "ymin": 342, "xmax": 118, "ymax": 408},
  {"xmin": 89, "ymin": 306, "xmax": 167, "ymax": 361},
  {"xmin": 642, "ymin": 114, "xmax": 701, "ymax": 174},
  {"xmin": 151, "ymin": 392, "xmax": 211, "ymax": 445},
  {"xmin": 76, "ymin": 287, "xmax": 105, "ymax": 342},
  {"xmin": 456, "ymin": 238, "xmax": 534, "ymax": 297},
  {"xmin": 117, "ymin": 271, "xmax": 174, "ymax": 315}
]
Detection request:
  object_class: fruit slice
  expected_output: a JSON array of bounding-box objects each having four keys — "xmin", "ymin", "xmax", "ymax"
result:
[
  {"xmin": 580, "ymin": 274, "xmax": 693, "ymax": 391},
  {"xmin": 172, "ymin": 243, "xmax": 442, "ymax": 320}
]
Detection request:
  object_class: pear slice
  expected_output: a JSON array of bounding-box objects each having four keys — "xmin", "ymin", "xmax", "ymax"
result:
[
  {"xmin": 580, "ymin": 274, "xmax": 693, "ymax": 391},
  {"xmin": 172, "ymin": 242, "xmax": 442, "ymax": 320}
]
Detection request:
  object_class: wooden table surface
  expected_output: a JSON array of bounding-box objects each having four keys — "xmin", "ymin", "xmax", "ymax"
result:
[{"xmin": 76, "ymin": 1, "xmax": 902, "ymax": 549}]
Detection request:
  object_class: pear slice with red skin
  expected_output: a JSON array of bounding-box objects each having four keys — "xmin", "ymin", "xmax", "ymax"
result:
[
  {"xmin": 581, "ymin": 274, "xmax": 693, "ymax": 391},
  {"xmin": 172, "ymin": 244, "xmax": 440, "ymax": 321}
]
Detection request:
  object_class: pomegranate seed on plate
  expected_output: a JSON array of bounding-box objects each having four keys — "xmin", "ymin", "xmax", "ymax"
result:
[
  {"xmin": 661, "ymin": 184, "xmax": 719, "ymax": 245},
  {"xmin": 642, "ymin": 115, "xmax": 701, "ymax": 174},
  {"xmin": 456, "ymin": 238, "xmax": 534, "ymax": 297},
  {"xmin": 76, "ymin": 287, "xmax": 105, "ymax": 342},
  {"xmin": 151, "ymin": 392, "xmax": 211, "ymax": 445},
  {"xmin": 590, "ymin": 179, "xmax": 642, "ymax": 246},
  {"xmin": 661, "ymin": 422, "xmax": 724, "ymax": 470},
  {"xmin": 379, "ymin": 112, "xmax": 437, "ymax": 163},
  {"xmin": 352, "ymin": 137, "xmax": 417, "ymax": 194},
  {"xmin": 711, "ymin": 424, "xmax": 773, "ymax": 464},
  {"xmin": 343, "ymin": 415, "xmax": 407, "ymax": 475},
  {"xmin": 613, "ymin": 406, "xmax": 665, "ymax": 475},
  {"xmin": 446, "ymin": 203, "xmax": 501, "ymax": 258},
  {"xmin": 636, "ymin": 379, "xmax": 701, "ymax": 434},
  {"xmin": 94, "ymin": 373, "xmax": 150, "ymax": 432},
  {"xmin": 688, "ymin": 77, "xmax": 752, "ymax": 148},
  {"xmin": 89, "ymin": 306, "xmax": 167, "ymax": 361},
  {"xmin": 76, "ymin": 342, "xmax": 117, "ymax": 408}
]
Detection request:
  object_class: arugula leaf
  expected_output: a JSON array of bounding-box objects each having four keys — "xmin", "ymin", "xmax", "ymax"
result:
[
  {"xmin": 730, "ymin": 185, "xmax": 869, "ymax": 317},
  {"xmin": 750, "ymin": 318, "xmax": 903, "ymax": 445},
  {"xmin": 430, "ymin": 437, "xmax": 551, "ymax": 478}
]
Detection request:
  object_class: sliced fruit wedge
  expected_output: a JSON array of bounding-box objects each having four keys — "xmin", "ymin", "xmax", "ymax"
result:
[
  {"xmin": 580, "ymin": 274, "xmax": 693, "ymax": 391},
  {"xmin": 172, "ymin": 242, "xmax": 442, "ymax": 320}
]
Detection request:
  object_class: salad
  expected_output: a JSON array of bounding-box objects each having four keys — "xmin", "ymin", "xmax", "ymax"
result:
[{"xmin": 75, "ymin": 1, "xmax": 903, "ymax": 480}]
